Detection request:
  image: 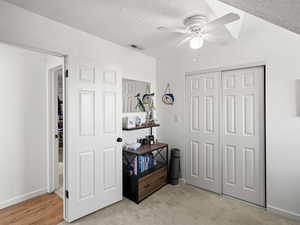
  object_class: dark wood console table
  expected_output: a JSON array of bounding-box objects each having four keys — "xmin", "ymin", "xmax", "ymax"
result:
[{"xmin": 123, "ymin": 143, "xmax": 168, "ymax": 203}]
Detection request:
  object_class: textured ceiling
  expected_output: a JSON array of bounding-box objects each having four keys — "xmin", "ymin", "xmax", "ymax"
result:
[
  {"xmin": 218, "ymin": 0, "xmax": 300, "ymax": 35},
  {"xmin": 3, "ymin": 0, "xmax": 240, "ymax": 49},
  {"xmin": 5, "ymin": 0, "xmax": 297, "ymax": 51}
]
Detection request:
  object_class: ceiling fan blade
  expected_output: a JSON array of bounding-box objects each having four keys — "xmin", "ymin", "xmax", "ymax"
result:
[
  {"xmin": 203, "ymin": 33, "xmax": 225, "ymax": 44},
  {"xmin": 157, "ymin": 26, "xmax": 188, "ymax": 34},
  {"xmin": 176, "ymin": 35, "xmax": 194, "ymax": 48},
  {"xmin": 203, "ymin": 13, "xmax": 240, "ymax": 33}
]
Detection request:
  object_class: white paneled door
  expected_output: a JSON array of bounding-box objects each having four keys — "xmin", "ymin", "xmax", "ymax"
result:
[
  {"xmin": 222, "ymin": 66, "xmax": 265, "ymax": 206},
  {"xmin": 66, "ymin": 57, "xmax": 122, "ymax": 222},
  {"xmin": 185, "ymin": 72, "xmax": 222, "ymax": 193},
  {"xmin": 185, "ymin": 66, "xmax": 265, "ymax": 206}
]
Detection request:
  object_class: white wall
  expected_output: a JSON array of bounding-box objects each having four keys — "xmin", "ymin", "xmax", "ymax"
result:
[
  {"xmin": 0, "ymin": 43, "xmax": 49, "ymax": 208},
  {"xmin": 152, "ymin": 14, "xmax": 300, "ymax": 219},
  {"xmin": 0, "ymin": 1, "xmax": 156, "ymax": 207},
  {"xmin": 0, "ymin": 1, "xmax": 156, "ymax": 86}
]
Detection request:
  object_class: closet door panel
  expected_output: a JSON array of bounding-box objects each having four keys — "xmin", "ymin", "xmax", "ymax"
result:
[
  {"xmin": 221, "ymin": 66, "xmax": 265, "ymax": 206},
  {"xmin": 185, "ymin": 72, "xmax": 221, "ymax": 193}
]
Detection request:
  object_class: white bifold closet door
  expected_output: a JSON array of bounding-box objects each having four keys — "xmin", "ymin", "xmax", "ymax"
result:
[
  {"xmin": 186, "ymin": 66, "xmax": 265, "ymax": 206},
  {"xmin": 222, "ymin": 66, "xmax": 265, "ymax": 206},
  {"xmin": 66, "ymin": 57, "xmax": 122, "ymax": 222},
  {"xmin": 185, "ymin": 72, "xmax": 222, "ymax": 193}
]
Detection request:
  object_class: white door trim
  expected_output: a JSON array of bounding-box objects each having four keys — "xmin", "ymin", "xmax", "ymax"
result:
[
  {"xmin": 186, "ymin": 61, "xmax": 266, "ymax": 76},
  {"xmin": 47, "ymin": 65, "xmax": 63, "ymax": 193},
  {"xmin": 0, "ymin": 40, "xmax": 65, "ymax": 58},
  {"xmin": 184, "ymin": 62, "xmax": 267, "ymax": 207},
  {"xmin": 46, "ymin": 59, "xmax": 68, "ymax": 222}
]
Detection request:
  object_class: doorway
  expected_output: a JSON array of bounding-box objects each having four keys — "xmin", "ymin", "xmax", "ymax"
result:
[
  {"xmin": 48, "ymin": 64, "xmax": 64, "ymax": 200},
  {"xmin": 185, "ymin": 65, "xmax": 266, "ymax": 206},
  {"xmin": 0, "ymin": 42, "xmax": 65, "ymax": 225}
]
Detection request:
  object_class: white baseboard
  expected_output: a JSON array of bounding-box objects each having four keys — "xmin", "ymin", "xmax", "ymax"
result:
[
  {"xmin": 0, "ymin": 188, "xmax": 47, "ymax": 209},
  {"xmin": 267, "ymin": 205, "xmax": 300, "ymax": 221}
]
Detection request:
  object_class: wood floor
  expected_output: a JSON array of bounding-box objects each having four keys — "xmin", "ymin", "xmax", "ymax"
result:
[{"xmin": 0, "ymin": 193, "xmax": 63, "ymax": 225}]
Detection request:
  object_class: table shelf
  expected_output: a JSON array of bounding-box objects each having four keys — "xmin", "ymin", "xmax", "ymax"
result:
[
  {"xmin": 123, "ymin": 143, "xmax": 167, "ymax": 155},
  {"xmin": 122, "ymin": 123, "xmax": 160, "ymax": 131}
]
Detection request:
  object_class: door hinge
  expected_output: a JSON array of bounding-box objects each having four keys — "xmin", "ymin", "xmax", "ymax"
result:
[
  {"xmin": 65, "ymin": 190, "xmax": 69, "ymax": 199},
  {"xmin": 65, "ymin": 69, "xmax": 69, "ymax": 78}
]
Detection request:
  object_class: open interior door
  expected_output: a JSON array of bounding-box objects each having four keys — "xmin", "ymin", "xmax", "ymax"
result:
[{"xmin": 65, "ymin": 56, "xmax": 122, "ymax": 222}]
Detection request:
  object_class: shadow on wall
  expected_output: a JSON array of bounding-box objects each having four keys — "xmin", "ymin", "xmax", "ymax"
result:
[{"xmin": 296, "ymin": 80, "xmax": 300, "ymax": 117}]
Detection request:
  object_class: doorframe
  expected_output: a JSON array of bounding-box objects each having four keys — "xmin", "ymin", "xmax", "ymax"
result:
[
  {"xmin": 184, "ymin": 61, "xmax": 267, "ymax": 206},
  {"xmin": 185, "ymin": 61, "xmax": 266, "ymax": 76},
  {"xmin": 47, "ymin": 65, "xmax": 63, "ymax": 193},
  {"xmin": 46, "ymin": 57, "xmax": 68, "ymax": 221}
]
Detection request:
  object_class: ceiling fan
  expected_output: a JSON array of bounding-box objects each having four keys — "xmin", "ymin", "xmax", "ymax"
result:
[{"xmin": 157, "ymin": 13, "xmax": 240, "ymax": 49}]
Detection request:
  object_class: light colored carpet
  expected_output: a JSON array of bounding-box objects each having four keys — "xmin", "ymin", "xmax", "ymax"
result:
[{"xmin": 60, "ymin": 184, "xmax": 300, "ymax": 225}]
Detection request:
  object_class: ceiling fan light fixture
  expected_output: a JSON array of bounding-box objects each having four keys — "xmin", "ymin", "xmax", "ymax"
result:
[
  {"xmin": 157, "ymin": 13, "xmax": 240, "ymax": 49},
  {"xmin": 189, "ymin": 36, "xmax": 204, "ymax": 49}
]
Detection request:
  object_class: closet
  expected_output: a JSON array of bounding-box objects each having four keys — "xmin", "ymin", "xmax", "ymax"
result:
[{"xmin": 185, "ymin": 66, "xmax": 265, "ymax": 206}]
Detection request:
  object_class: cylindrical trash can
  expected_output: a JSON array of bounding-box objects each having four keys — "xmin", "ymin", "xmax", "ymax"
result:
[{"xmin": 168, "ymin": 148, "xmax": 181, "ymax": 185}]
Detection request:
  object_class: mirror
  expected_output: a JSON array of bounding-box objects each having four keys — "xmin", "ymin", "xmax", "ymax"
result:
[{"xmin": 122, "ymin": 78, "xmax": 151, "ymax": 113}]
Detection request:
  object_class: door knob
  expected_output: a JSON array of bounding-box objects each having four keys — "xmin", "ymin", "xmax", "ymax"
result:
[{"xmin": 117, "ymin": 137, "xmax": 123, "ymax": 143}]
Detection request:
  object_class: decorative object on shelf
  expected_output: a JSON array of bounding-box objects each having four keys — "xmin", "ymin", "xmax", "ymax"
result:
[
  {"xmin": 137, "ymin": 134, "xmax": 155, "ymax": 145},
  {"xmin": 135, "ymin": 93, "xmax": 146, "ymax": 112},
  {"xmin": 146, "ymin": 111, "xmax": 151, "ymax": 123},
  {"xmin": 146, "ymin": 110, "xmax": 157, "ymax": 124},
  {"xmin": 138, "ymin": 137, "xmax": 150, "ymax": 145},
  {"xmin": 162, "ymin": 83, "xmax": 175, "ymax": 105},
  {"xmin": 122, "ymin": 116, "xmax": 136, "ymax": 129},
  {"xmin": 142, "ymin": 92, "xmax": 155, "ymax": 112},
  {"xmin": 147, "ymin": 135, "xmax": 155, "ymax": 145},
  {"xmin": 135, "ymin": 116, "xmax": 142, "ymax": 127},
  {"xmin": 125, "ymin": 143, "xmax": 142, "ymax": 151},
  {"xmin": 140, "ymin": 116, "xmax": 146, "ymax": 125}
]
